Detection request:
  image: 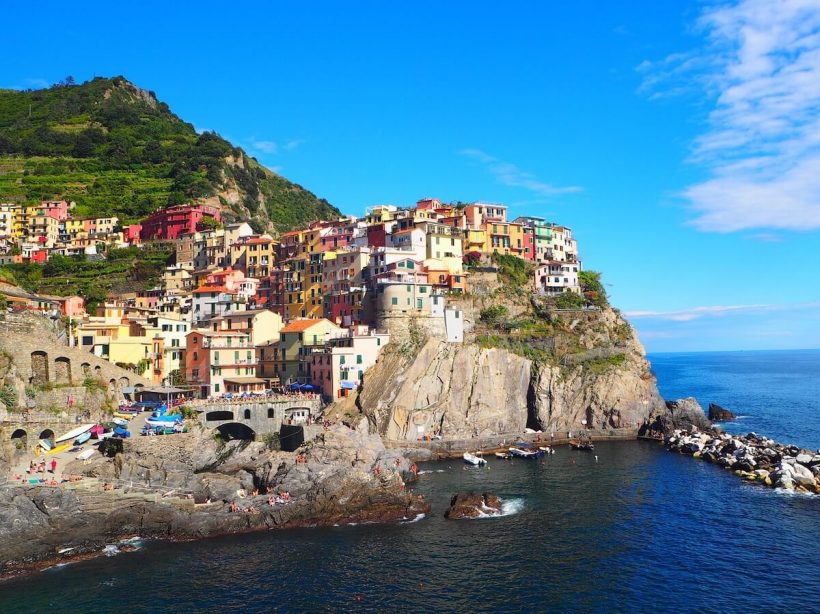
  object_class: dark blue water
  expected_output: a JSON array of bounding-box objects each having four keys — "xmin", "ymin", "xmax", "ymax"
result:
[{"xmin": 1, "ymin": 351, "xmax": 818, "ymax": 613}]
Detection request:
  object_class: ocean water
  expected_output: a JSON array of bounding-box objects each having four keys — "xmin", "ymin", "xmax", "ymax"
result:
[{"xmin": 1, "ymin": 350, "xmax": 818, "ymax": 613}]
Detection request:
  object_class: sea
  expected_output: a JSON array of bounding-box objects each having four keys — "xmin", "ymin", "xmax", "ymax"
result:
[{"xmin": 1, "ymin": 349, "xmax": 818, "ymax": 613}]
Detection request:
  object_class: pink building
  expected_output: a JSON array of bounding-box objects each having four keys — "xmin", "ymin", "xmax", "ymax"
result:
[
  {"xmin": 140, "ymin": 204, "xmax": 221, "ymax": 241},
  {"xmin": 58, "ymin": 296, "xmax": 86, "ymax": 317},
  {"xmin": 123, "ymin": 224, "xmax": 142, "ymax": 244},
  {"xmin": 40, "ymin": 200, "xmax": 69, "ymax": 221}
]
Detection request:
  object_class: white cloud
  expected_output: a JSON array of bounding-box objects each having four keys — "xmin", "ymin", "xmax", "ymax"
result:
[
  {"xmin": 460, "ymin": 149, "xmax": 582, "ymax": 197},
  {"xmin": 641, "ymin": 0, "xmax": 820, "ymax": 232},
  {"xmin": 249, "ymin": 139, "xmax": 279, "ymax": 154},
  {"xmin": 283, "ymin": 139, "xmax": 305, "ymax": 151},
  {"xmin": 625, "ymin": 301, "xmax": 820, "ymax": 322}
]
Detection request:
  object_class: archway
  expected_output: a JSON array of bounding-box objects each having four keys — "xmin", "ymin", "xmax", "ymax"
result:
[
  {"xmin": 118, "ymin": 376, "xmax": 130, "ymax": 389},
  {"xmin": 108, "ymin": 379, "xmax": 117, "ymax": 397},
  {"xmin": 54, "ymin": 356, "xmax": 72, "ymax": 384},
  {"xmin": 243, "ymin": 408, "xmax": 251, "ymax": 420},
  {"xmin": 81, "ymin": 363, "xmax": 91, "ymax": 376},
  {"xmin": 206, "ymin": 410, "xmax": 234, "ymax": 422},
  {"xmin": 216, "ymin": 422, "xmax": 256, "ymax": 441},
  {"xmin": 30, "ymin": 351, "xmax": 49, "ymax": 386},
  {"xmin": 94, "ymin": 365, "xmax": 102, "ymax": 378},
  {"xmin": 38, "ymin": 428, "xmax": 54, "ymax": 442},
  {"xmin": 11, "ymin": 429, "xmax": 27, "ymax": 449}
]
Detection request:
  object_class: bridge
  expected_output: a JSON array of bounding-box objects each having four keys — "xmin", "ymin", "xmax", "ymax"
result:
[{"xmin": 194, "ymin": 396, "xmax": 323, "ymax": 441}]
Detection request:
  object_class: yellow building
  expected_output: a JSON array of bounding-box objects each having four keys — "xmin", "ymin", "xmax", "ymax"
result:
[
  {"xmin": 464, "ymin": 228, "xmax": 487, "ymax": 255},
  {"xmin": 271, "ymin": 318, "xmax": 343, "ymax": 384},
  {"xmin": 0, "ymin": 204, "xmax": 20, "ymax": 240}
]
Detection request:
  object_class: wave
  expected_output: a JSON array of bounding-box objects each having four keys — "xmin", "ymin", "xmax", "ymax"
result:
[
  {"xmin": 402, "ymin": 513, "xmax": 426, "ymax": 524},
  {"xmin": 102, "ymin": 545, "xmax": 120, "ymax": 557},
  {"xmin": 464, "ymin": 497, "xmax": 525, "ymax": 519},
  {"xmin": 417, "ymin": 470, "xmax": 445, "ymax": 475}
]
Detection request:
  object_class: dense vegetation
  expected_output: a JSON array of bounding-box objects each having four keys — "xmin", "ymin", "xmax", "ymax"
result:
[
  {"xmin": 0, "ymin": 76, "xmax": 340, "ymax": 229},
  {"xmin": 0, "ymin": 243, "xmax": 174, "ymax": 310}
]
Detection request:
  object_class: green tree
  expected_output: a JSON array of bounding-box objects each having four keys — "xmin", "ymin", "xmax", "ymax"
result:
[{"xmin": 579, "ymin": 271, "xmax": 608, "ymax": 307}]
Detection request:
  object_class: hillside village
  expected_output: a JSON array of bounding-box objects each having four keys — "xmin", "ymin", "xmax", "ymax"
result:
[{"xmin": 0, "ymin": 197, "xmax": 582, "ymax": 401}]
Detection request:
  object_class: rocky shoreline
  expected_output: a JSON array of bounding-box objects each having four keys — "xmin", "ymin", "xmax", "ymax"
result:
[{"xmin": 0, "ymin": 424, "xmax": 429, "ymax": 579}]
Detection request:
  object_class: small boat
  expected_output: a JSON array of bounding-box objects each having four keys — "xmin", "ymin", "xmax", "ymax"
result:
[
  {"xmin": 494, "ymin": 451, "xmax": 511, "ymax": 459},
  {"xmin": 55, "ymin": 424, "xmax": 95, "ymax": 444},
  {"xmin": 509, "ymin": 446, "xmax": 545, "ymax": 459},
  {"xmin": 538, "ymin": 446, "xmax": 556, "ymax": 455},
  {"xmin": 113, "ymin": 426, "xmax": 131, "ymax": 439},
  {"xmin": 112, "ymin": 417, "xmax": 129, "ymax": 427},
  {"xmin": 46, "ymin": 442, "xmax": 71, "ymax": 455},
  {"xmin": 463, "ymin": 452, "xmax": 487, "ymax": 466},
  {"xmin": 76, "ymin": 448, "xmax": 96, "ymax": 461},
  {"xmin": 38, "ymin": 438, "xmax": 54, "ymax": 451},
  {"xmin": 570, "ymin": 440, "xmax": 595, "ymax": 451},
  {"xmin": 74, "ymin": 431, "xmax": 91, "ymax": 445},
  {"xmin": 90, "ymin": 424, "xmax": 105, "ymax": 439},
  {"xmin": 113, "ymin": 412, "xmax": 133, "ymax": 421}
]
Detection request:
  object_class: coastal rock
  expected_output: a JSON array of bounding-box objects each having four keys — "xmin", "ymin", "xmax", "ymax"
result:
[
  {"xmin": 356, "ymin": 309, "xmax": 665, "ymax": 441},
  {"xmin": 444, "ymin": 492, "xmax": 503, "ymax": 519},
  {"xmin": 791, "ymin": 463, "xmax": 816, "ymax": 487},
  {"xmin": 708, "ymin": 403, "xmax": 736, "ymax": 421},
  {"xmin": 655, "ymin": 398, "xmax": 711, "ymax": 434}
]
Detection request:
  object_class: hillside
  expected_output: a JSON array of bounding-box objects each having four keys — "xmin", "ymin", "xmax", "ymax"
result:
[{"xmin": 0, "ymin": 76, "xmax": 340, "ymax": 231}]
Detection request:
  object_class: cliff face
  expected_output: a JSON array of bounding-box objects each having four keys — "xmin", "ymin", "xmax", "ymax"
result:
[{"xmin": 356, "ymin": 307, "xmax": 665, "ymax": 441}]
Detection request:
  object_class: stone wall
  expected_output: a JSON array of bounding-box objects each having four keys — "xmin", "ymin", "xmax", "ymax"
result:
[{"xmin": 198, "ymin": 398, "xmax": 322, "ymax": 439}]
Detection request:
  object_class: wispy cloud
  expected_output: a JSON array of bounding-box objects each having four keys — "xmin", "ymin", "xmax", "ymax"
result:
[
  {"xmin": 460, "ymin": 149, "xmax": 582, "ymax": 197},
  {"xmin": 283, "ymin": 139, "xmax": 305, "ymax": 151},
  {"xmin": 625, "ymin": 302, "xmax": 820, "ymax": 322},
  {"xmin": 640, "ymin": 0, "xmax": 820, "ymax": 232},
  {"xmin": 249, "ymin": 139, "xmax": 279, "ymax": 154}
]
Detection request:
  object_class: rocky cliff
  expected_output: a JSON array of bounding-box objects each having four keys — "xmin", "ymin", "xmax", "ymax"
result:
[{"xmin": 354, "ymin": 307, "xmax": 665, "ymax": 441}]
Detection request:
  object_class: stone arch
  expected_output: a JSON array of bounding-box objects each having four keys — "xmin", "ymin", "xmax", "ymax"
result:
[
  {"xmin": 81, "ymin": 362, "xmax": 91, "ymax": 376},
  {"xmin": 38, "ymin": 428, "xmax": 54, "ymax": 442},
  {"xmin": 54, "ymin": 356, "xmax": 72, "ymax": 385},
  {"xmin": 108, "ymin": 379, "xmax": 117, "ymax": 397},
  {"xmin": 30, "ymin": 351, "xmax": 49, "ymax": 386},
  {"xmin": 216, "ymin": 422, "xmax": 256, "ymax": 441},
  {"xmin": 94, "ymin": 365, "xmax": 102, "ymax": 378},
  {"xmin": 11, "ymin": 429, "xmax": 27, "ymax": 449},
  {"xmin": 243, "ymin": 408, "xmax": 251, "ymax": 420},
  {"xmin": 206, "ymin": 410, "xmax": 233, "ymax": 422},
  {"xmin": 118, "ymin": 376, "xmax": 130, "ymax": 391}
]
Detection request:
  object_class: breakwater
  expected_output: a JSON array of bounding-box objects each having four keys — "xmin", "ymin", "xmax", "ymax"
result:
[{"xmin": 664, "ymin": 428, "xmax": 820, "ymax": 494}]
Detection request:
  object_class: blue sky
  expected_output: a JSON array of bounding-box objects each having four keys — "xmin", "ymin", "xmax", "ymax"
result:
[{"xmin": 3, "ymin": 0, "xmax": 819, "ymax": 352}]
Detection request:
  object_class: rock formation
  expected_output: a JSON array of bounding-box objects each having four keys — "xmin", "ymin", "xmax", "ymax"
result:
[
  {"xmin": 708, "ymin": 403, "xmax": 736, "ymax": 421},
  {"xmin": 444, "ymin": 492, "xmax": 503, "ymax": 519},
  {"xmin": 355, "ymin": 307, "xmax": 665, "ymax": 441}
]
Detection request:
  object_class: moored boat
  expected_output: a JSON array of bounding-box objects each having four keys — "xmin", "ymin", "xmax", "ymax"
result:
[
  {"xmin": 463, "ymin": 452, "xmax": 488, "ymax": 466},
  {"xmin": 112, "ymin": 417, "xmax": 129, "ymax": 427},
  {"xmin": 569, "ymin": 440, "xmax": 595, "ymax": 451},
  {"xmin": 494, "ymin": 451, "xmax": 511, "ymax": 459},
  {"xmin": 509, "ymin": 445, "xmax": 545, "ymax": 459},
  {"xmin": 76, "ymin": 447, "xmax": 96, "ymax": 461}
]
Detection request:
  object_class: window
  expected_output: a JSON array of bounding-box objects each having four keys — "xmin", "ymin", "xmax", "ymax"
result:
[
  {"xmin": 235, "ymin": 351, "xmax": 240, "ymax": 362},
  {"xmin": 340, "ymin": 355, "xmax": 346, "ymax": 365},
  {"xmin": 192, "ymin": 368, "xmax": 199, "ymax": 378},
  {"xmin": 419, "ymin": 286, "xmax": 427, "ymax": 293},
  {"xmin": 193, "ymin": 352, "xmax": 199, "ymax": 361},
  {"xmin": 214, "ymin": 383, "xmax": 220, "ymax": 393},
  {"xmin": 417, "ymin": 299, "xmax": 423, "ymax": 309},
  {"xmin": 391, "ymin": 297, "xmax": 398, "ymax": 306},
  {"xmin": 244, "ymin": 409, "xmax": 251, "ymax": 419},
  {"xmin": 268, "ymin": 408, "xmax": 274, "ymax": 418},
  {"xmin": 356, "ymin": 354, "xmax": 362, "ymax": 364}
]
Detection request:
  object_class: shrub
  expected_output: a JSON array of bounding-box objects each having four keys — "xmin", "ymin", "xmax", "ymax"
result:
[
  {"xmin": 479, "ymin": 305, "xmax": 509, "ymax": 325},
  {"xmin": 554, "ymin": 291, "xmax": 585, "ymax": 310}
]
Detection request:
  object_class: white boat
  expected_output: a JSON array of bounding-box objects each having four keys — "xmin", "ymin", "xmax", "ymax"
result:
[
  {"xmin": 538, "ymin": 446, "xmax": 556, "ymax": 455},
  {"xmin": 495, "ymin": 451, "xmax": 511, "ymax": 459},
  {"xmin": 509, "ymin": 446, "xmax": 545, "ymax": 459},
  {"xmin": 112, "ymin": 417, "xmax": 129, "ymax": 427},
  {"xmin": 55, "ymin": 424, "xmax": 95, "ymax": 444},
  {"xmin": 463, "ymin": 452, "xmax": 487, "ymax": 466},
  {"xmin": 76, "ymin": 448, "xmax": 96, "ymax": 461},
  {"xmin": 38, "ymin": 438, "xmax": 53, "ymax": 451}
]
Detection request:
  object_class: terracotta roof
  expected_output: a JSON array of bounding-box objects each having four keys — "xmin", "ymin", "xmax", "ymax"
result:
[
  {"xmin": 192, "ymin": 286, "xmax": 235, "ymax": 294},
  {"xmin": 281, "ymin": 319, "xmax": 327, "ymax": 333}
]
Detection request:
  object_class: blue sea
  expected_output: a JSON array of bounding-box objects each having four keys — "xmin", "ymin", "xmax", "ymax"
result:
[{"xmin": 1, "ymin": 350, "xmax": 818, "ymax": 613}]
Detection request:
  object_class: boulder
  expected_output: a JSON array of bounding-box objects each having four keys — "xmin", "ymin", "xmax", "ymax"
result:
[
  {"xmin": 444, "ymin": 492, "xmax": 503, "ymax": 519},
  {"xmin": 791, "ymin": 463, "xmax": 816, "ymax": 487},
  {"xmin": 708, "ymin": 403, "xmax": 736, "ymax": 421},
  {"xmin": 795, "ymin": 453, "xmax": 813, "ymax": 466},
  {"xmin": 661, "ymin": 398, "xmax": 711, "ymax": 432}
]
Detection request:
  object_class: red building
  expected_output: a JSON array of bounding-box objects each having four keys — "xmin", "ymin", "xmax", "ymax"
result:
[
  {"xmin": 140, "ymin": 204, "xmax": 221, "ymax": 241},
  {"xmin": 123, "ymin": 224, "xmax": 142, "ymax": 245}
]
